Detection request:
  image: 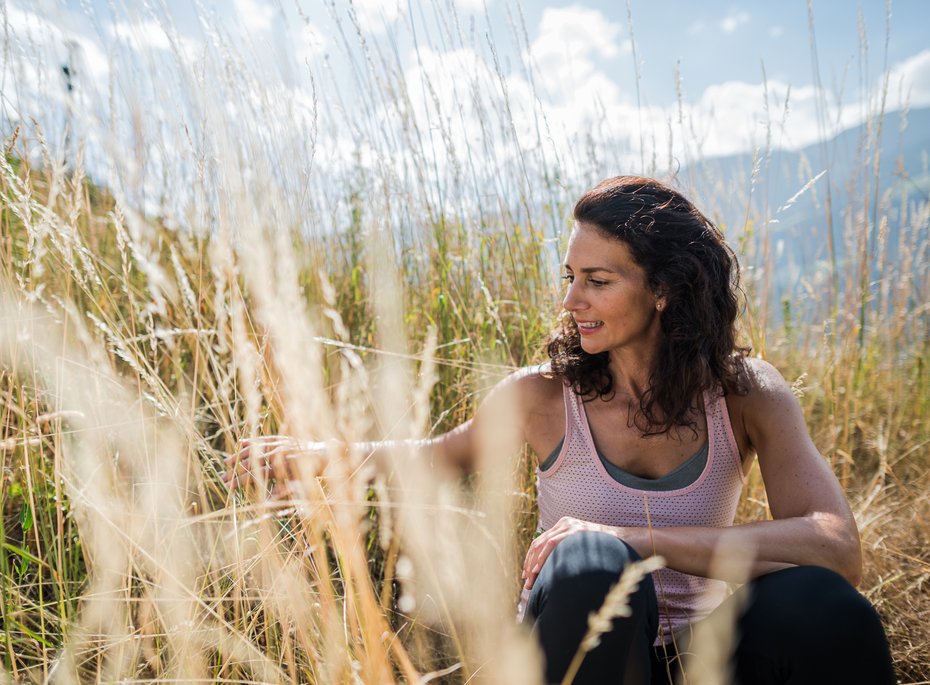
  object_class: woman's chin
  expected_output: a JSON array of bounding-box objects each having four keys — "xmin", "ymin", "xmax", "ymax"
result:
[{"xmin": 578, "ymin": 337, "xmax": 605, "ymax": 355}]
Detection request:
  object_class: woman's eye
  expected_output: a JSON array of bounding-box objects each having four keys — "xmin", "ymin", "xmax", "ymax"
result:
[{"xmin": 561, "ymin": 274, "xmax": 606, "ymax": 287}]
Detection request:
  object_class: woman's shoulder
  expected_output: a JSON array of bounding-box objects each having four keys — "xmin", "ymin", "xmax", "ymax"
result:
[
  {"xmin": 504, "ymin": 363, "xmax": 565, "ymax": 400},
  {"xmin": 487, "ymin": 364, "xmax": 565, "ymax": 425},
  {"xmin": 504, "ymin": 364, "xmax": 567, "ymax": 450},
  {"xmin": 721, "ymin": 357, "xmax": 800, "ymax": 458},
  {"xmin": 734, "ymin": 357, "xmax": 792, "ymax": 399},
  {"xmin": 725, "ymin": 357, "xmax": 802, "ymax": 429}
]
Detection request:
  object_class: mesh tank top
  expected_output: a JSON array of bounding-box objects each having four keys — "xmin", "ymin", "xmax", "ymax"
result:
[{"xmin": 535, "ymin": 383, "xmax": 746, "ymax": 644}]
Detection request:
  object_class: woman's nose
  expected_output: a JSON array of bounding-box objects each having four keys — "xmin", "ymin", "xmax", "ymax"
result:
[{"xmin": 562, "ymin": 281, "xmax": 585, "ymax": 311}]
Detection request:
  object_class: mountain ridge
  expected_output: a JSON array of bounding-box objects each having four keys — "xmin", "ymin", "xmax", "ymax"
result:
[{"xmin": 683, "ymin": 106, "xmax": 930, "ymax": 307}]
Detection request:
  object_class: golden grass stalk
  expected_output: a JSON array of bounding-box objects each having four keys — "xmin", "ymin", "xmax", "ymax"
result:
[
  {"xmin": 0, "ymin": 298, "xmax": 213, "ymax": 684},
  {"xmin": 1, "ymin": 2, "xmax": 928, "ymax": 681}
]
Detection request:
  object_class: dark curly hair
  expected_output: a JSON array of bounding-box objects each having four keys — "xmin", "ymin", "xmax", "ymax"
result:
[{"xmin": 546, "ymin": 176, "xmax": 749, "ymax": 435}]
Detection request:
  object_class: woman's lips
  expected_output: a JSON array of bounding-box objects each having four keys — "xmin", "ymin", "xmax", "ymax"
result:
[{"xmin": 575, "ymin": 320, "xmax": 603, "ymax": 335}]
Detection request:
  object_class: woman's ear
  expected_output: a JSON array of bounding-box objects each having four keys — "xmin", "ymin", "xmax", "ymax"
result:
[{"xmin": 654, "ymin": 287, "xmax": 668, "ymax": 312}]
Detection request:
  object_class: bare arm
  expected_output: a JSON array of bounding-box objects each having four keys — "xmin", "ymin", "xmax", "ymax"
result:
[
  {"xmin": 224, "ymin": 367, "xmax": 546, "ymax": 489},
  {"xmin": 357, "ymin": 368, "xmax": 538, "ymax": 477},
  {"xmin": 523, "ymin": 359, "xmax": 862, "ymax": 588},
  {"xmin": 633, "ymin": 360, "xmax": 861, "ymax": 583}
]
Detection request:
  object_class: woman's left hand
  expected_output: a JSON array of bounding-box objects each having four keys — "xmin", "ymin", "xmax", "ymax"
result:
[{"xmin": 522, "ymin": 516, "xmax": 631, "ymax": 591}]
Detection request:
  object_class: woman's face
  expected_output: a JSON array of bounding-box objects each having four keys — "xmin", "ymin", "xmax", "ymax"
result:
[{"xmin": 561, "ymin": 223, "xmax": 664, "ymax": 358}]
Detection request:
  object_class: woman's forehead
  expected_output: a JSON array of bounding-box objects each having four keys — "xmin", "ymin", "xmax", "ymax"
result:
[
  {"xmin": 565, "ymin": 224, "xmax": 635, "ymax": 267},
  {"xmin": 568, "ymin": 222, "xmax": 627, "ymax": 249}
]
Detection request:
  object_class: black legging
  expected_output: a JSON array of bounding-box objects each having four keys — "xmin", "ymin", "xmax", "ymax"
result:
[{"xmin": 525, "ymin": 531, "xmax": 895, "ymax": 684}]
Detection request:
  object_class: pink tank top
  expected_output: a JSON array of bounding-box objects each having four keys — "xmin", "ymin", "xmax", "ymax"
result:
[{"xmin": 536, "ymin": 384, "xmax": 746, "ymax": 644}]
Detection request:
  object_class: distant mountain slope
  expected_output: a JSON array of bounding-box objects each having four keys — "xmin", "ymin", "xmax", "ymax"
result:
[{"xmin": 682, "ymin": 106, "xmax": 930, "ymax": 307}]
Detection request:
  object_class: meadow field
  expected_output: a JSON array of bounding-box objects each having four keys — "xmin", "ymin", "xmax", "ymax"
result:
[{"xmin": 1, "ymin": 2, "xmax": 928, "ymax": 683}]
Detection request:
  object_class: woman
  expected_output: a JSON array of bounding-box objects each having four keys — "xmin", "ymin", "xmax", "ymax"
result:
[{"xmin": 226, "ymin": 176, "xmax": 895, "ymax": 684}]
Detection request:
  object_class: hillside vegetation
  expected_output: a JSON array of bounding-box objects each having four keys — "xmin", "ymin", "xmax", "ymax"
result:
[{"xmin": 1, "ymin": 4, "xmax": 929, "ymax": 682}]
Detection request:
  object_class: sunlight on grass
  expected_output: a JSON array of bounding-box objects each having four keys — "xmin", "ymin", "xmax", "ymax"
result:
[{"xmin": 0, "ymin": 1, "xmax": 928, "ymax": 683}]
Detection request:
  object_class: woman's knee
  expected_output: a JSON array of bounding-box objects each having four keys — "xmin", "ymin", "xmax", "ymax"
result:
[
  {"xmin": 530, "ymin": 532, "xmax": 655, "ymax": 617},
  {"xmin": 551, "ymin": 530, "xmax": 640, "ymax": 568},
  {"xmin": 796, "ymin": 568, "xmax": 889, "ymax": 648},
  {"xmin": 740, "ymin": 565, "xmax": 890, "ymax": 652},
  {"xmin": 526, "ymin": 533, "xmax": 659, "ymax": 683},
  {"xmin": 540, "ymin": 532, "xmax": 639, "ymax": 586},
  {"xmin": 745, "ymin": 566, "xmax": 871, "ymax": 620},
  {"xmin": 735, "ymin": 566, "xmax": 895, "ymax": 683}
]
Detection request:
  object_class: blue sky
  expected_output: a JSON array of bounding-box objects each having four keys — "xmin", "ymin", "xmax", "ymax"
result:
[
  {"xmin": 4, "ymin": 0, "xmax": 929, "ymax": 197},
  {"xmin": 575, "ymin": 1, "xmax": 928, "ymax": 105}
]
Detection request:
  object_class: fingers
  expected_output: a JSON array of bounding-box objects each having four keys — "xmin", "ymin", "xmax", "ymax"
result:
[
  {"xmin": 237, "ymin": 436, "xmax": 296, "ymax": 451},
  {"xmin": 222, "ymin": 436, "xmax": 292, "ymax": 492},
  {"xmin": 222, "ymin": 435, "xmax": 318, "ymax": 497},
  {"xmin": 521, "ymin": 517, "xmax": 592, "ymax": 591},
  {"xmin": 225, "ymin": 437, "xmax": 293, "ymax": 469},
  {"xmin": 522, "ymin": 531, "xmax": 565, "ymax": 591},
  {"xmin": 221, "ymin": 451, "xmax": 264, "ymax": 492},
  {"xmin": 269, "ymin": 447, "xmax": 297, "ymax": 483}
]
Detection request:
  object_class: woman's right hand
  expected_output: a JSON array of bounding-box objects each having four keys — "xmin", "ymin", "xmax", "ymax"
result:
[{"xmin": 222, "ymin": 435, "xmax": 322, "ymax": 494}]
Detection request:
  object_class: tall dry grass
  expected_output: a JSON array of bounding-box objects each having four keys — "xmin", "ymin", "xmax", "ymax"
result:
[{"xmin": 1, "ymin": 2, "xmax": 928, "ymax": 683}]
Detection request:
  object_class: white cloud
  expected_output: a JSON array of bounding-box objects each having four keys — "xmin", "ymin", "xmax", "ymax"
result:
[
  {"xmin": 294, "ymin": 22, "xmax": 328, "ymax": 63},
  {"xmin": 4, "ymin": 4, "xmax": 110, "ymax": 94},
  {"xmin": 403, "ymin": 47, "xmax": 505, "ymax": 144},
  {"xmin": 682, "ymin": 79, "xmax": 824, "ymax": 155},
  {"xmin": 351, "ymin": 0, "xmax": 406, "ymax": 34},
  {"xmin": 769, "ymin": 25, "xmax": 784, "ymax": 39},
  {"xmin": 233, "ymin": 0, "xmax": 276, "ymax": 34},
  {"xmin": 887, "ymin": 48, "xmax": 930, "ymax": 108},
  {"xmin": 720, "ymin": 9, "xmax": 750, "ymax": 34},
  {"xmin": 108, "ymin": 19, "xmax": 172, "ymax": 51},
  {"xmin": 348, "ymin": 24, "xmax": 929, "ymax": 179},
  {"xmin": 534, "ymin": 5, "xmax": 625, "ymax": 60},
  {"xmin": 525, "ymin": 5, "xmax": 627, "ymax": 105},
  {"xmin": 263, "ymin": 42, "xmax": 930, "ymax": 194},
  {"xmin": 6, "ymin": 0, "xmax": 925, "ymax": 224},
  {"xmin": 648, "ymin": 51, "xmax": 930, "ymax": 162}
]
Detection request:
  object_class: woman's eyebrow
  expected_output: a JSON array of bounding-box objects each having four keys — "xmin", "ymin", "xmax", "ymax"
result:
[{"xmin": 562, "ymin": 264, "xmax": 616, "ymax": 273}]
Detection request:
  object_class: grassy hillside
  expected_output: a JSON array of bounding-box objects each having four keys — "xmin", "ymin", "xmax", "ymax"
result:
[
  {"xmin": 1, "ymin": 135, "xmax": 928, "ymax": 682},
  {"xmin": 1, "ymin": 3, "xmax": 929, "ymax": 681}
]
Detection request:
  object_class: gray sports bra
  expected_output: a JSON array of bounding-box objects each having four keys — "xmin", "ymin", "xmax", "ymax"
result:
[{"xmin": 539, "ymin": 438, "xmax": 708, "ymax": 491}]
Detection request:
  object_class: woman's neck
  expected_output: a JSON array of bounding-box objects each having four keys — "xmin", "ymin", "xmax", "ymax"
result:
[{"xmin": 607, "ymin": 347, "xmax": 656, "ymax": 400}]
